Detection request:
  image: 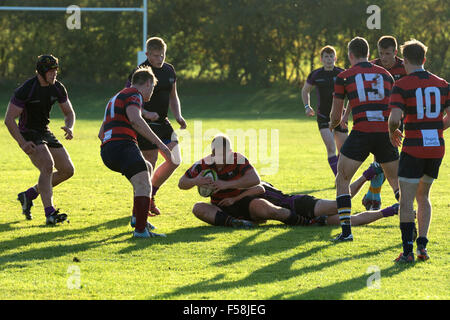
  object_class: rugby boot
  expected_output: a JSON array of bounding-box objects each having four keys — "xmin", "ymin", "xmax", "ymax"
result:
[
  {"xmin": 17, "ymin": 192, "xmax": 33, "ymax": 220},
  {"xmin": 394, "ymin": 252, "xmax": 414, "ymax": 264},
  {"xmin": 46, "ymin": 209, "xmax": 69, "ymax": 225}
]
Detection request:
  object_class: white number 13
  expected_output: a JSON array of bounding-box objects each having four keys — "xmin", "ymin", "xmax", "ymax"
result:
[{"xmin": 355, "ymin": 73, "xmax": 385, "ymax": 102}]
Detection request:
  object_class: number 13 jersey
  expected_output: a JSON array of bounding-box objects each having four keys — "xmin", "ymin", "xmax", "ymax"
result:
[{"xmin": 334, "ymin": 61, "xmax": 394, "ymax": 133}]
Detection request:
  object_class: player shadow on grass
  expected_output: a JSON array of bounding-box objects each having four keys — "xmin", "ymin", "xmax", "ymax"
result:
[
  {"xmin": 116, "ymin": 224, "xmax": 257, "ymax": 254},
  {"xmin": 0, "ymin": 217, "xmax": 132, "ymax": 270},
  {"xmin": 0, "ymin": 221, "xmax": 22, "ymax": 233},
  {"xmin": 211, "ymin": 224, "xmax": 335, "ymax": 267},
  {"xmin": 151, "ymin": 243, "xmax": 404, "ymax": 300},
  {"xmin": 270, "ymin": 259, "xmax": 414, "ymax": 299}
]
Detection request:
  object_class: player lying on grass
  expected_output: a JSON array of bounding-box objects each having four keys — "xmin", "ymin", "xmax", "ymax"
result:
[{"xmin": 178, "ymin": 135, "xmax": 399, "ymax": 228}]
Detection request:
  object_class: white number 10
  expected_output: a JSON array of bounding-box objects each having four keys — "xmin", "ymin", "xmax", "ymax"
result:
[{"xmin": 415, "ymin": 87, "xmax": 441, "ymax": 119}]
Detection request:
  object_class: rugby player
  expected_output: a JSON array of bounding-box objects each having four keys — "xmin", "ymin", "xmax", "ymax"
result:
[
  {"xmin": 361, "ymin": 36, "xmax": 408, "ymax": 210},
  {"xmin": 4, "ymin": 55, "xmax": 75, "ymax": 224},
  {"xmin": 388, "ymin": 39, "xmax": 450, "ymax": 263},
  {"xmin": 330, "ymin": 37, "xmax": 400, "ymax": 242},
  {"xmin": 99, "ymin": 67, "xmax": 172, "ymax": 238},
  {"xmin": 126, "ymin": 37, "xmax": 186, "ymax": 216},
  {"xmin": 302, "ymin": 45, "xmax": 347, "ymax": 177},
  {"xmin": 178, "ymin": 135, "xmax": 397, "ymax": 228}
]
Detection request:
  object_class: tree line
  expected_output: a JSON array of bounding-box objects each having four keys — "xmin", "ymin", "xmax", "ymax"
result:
[{"xmin": 0, "ymin": 0, "xmax": 448, "ymax": 85}]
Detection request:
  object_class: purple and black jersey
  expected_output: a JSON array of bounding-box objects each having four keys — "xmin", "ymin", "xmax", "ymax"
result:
[
  {"xmin": 10, "ymin": 76, "xmax": 68, "ymax": 132},
  {"xmin": 127, "ymin": 60, "xmax": 176, "ymax": 121},
  {"xmin": 306, "ymin": 66, "xmax": 344, "ymax": 117}
]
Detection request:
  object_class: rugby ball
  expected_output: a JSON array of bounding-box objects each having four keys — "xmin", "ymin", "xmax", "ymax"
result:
[{"xmin": 197, "ymin": 169, "xmax": 218, "ymax": 197}]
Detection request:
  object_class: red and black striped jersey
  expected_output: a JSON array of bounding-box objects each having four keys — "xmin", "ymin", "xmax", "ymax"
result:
[
  {"xmin": 371, "ymin": 56, "xmax": 407, "ymax": 81},
  {"xmin": 334, "ymin": 62, "xmax": 394, "ymax": 133},
  {"xmin": 101, "ymin": 87, "xmax": 143, "ymax": 146},
  {"xmin": 184, "ymin": 152, "xmax": 255, "ymax": 205},
  {"xmin": 389, "ymin": 70, "xmax": 450, "ymax": 159}
]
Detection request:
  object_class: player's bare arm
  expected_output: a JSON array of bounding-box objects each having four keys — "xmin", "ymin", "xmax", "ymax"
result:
[
  {"xmin": 443, "ymin": 106, "xmax": 450, "ymax": 130},
  {"xmin": 178, "ymin": 172, "xmax": 214, "ymax": 190},
  {"xmin": 329, "ymin": 97, "xmax": 344, "ymax": 130},
  {"xmin": 169, "ymin": 82, "xmax": 186, "ymax": 129},
  {"xmin": 98, "ymin": 122, "xmax": 105, "ymax": 141},
  {"xmin": 217, "ymin": 184, "xmax": 265, "ymax": 207},
  {"xmin": 4, "ymin": 102, "xmax": 36, "ymax": 155},
  {"xmin": 126, "ymin": 104, "xmax": 172, "ymax": 160},
  {"xmin": 142, "ymin": 110, "xmax": 159, "ymax": 122},
  {"xmin": 59, "ymin": 100, "xmax": 76, "ymax": 140},
  {"xmin": 301, "ymin": 82, "xmax": 315, "ymax": 117},
  {"xmin": 388, "ymin": 108, "xmax": 404, "ymax": 147},
  {"xmin": 340, "ymin": 101, "xmax": 350, "ymax": 129},
  {"xmin": 211, "ymin": 167, "xmax": 261, "ymax": 191}
]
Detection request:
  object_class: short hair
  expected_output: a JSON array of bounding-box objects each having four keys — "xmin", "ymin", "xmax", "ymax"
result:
[
  {"xmin": 131, "ymin": 66, "xmax": 158, "ymax": 86},
  {"xmin": 211, "ymin": 134, "xmax": 231, "ymax": 153},
  {"xmin": 400, "ymin": 39, "xmax": 428, "ymax": 65},
  {"xmin": 348, "ymin": 37, "xmax": 369, "ymax": 59},
  {"xmin": 146, "ymin": 37, "xmax": 167, "ymax": 53},
  {"xmin": 320, "ymin": 45, "xmax": 336, "ymax": 58},
  {"xmin": 377, "ymin": 36, "xmax": 398, "ymax": 50}
]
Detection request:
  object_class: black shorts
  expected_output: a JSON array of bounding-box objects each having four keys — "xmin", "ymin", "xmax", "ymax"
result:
[
  {"xmin": 317, "ymin": 113, "xmax": 348, "ymax": 133},
  {"xmin": 340, "ymin": 130, "xmax": 399, "ymax": 163},
  {"xmin": 21, "ymin": 129, "xmax": 63, "ymax": 148},
  {"xmin": 219, "ymin": 196, "xmax": 259, "ymax": 221},
  {"xmin": 292, "ymin": 195, "xmax": 320, "ymax": 219},
  {"xmin": 398, "ymin": 152, "xmax": 442, "ymax": 180},
  {"xmin": 137, "ymin": 119, "xmax": 178, "ymax": 151},
  {"xmin": 101, "ymin": 140, "xmax": 148, "ymax": 180}
]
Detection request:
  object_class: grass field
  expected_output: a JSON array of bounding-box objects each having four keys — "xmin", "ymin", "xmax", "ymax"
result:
[{"xmin": 0, "ymin": 81, "xmax": 448, "ymax": 300}]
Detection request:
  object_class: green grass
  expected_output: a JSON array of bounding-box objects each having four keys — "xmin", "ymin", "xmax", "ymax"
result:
[{"xmin": 0, "ymin": 82, "xmax": 448, "ymax": 300}]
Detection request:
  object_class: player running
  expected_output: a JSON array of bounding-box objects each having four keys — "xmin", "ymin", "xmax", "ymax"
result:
[
  {"xmin": 126, "ymin": 37, "xmax": 186, "ymax": 216},
  {"xmin": 360, "ymin": 36, "xmax": 408, "ymax": 211},
  {"xmin": 329, "ymin": 37, "xmax": 400, "ymax": 242},
  {"xmin": 388, "ymin": 39, "xmax": 450, "ymax": 263},
  {"xmin": 301, "ymin": 45, "xmax": 347, "ymax": 177},
  {"xmin": 4, "ymin": 54, "xmax": 75, "ymax": 225},
  {"xmin": 99, "ymin": 67, "xmax": 172, "ymax": 238}
]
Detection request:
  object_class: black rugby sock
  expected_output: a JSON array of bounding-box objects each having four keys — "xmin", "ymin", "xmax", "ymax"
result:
[{"xmin": 214, "ymin": 210, "xmax": 233, "ymax": 227}]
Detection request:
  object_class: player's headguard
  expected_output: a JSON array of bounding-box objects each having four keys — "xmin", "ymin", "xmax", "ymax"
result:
[{"xmin": 36, "ymin": 54, "xmax": 59, "ymax": 77}]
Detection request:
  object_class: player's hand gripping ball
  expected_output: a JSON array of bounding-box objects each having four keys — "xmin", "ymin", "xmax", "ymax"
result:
[{"xmin": 198, "ymin": 169, "xmax": 218, "ymax": 197}]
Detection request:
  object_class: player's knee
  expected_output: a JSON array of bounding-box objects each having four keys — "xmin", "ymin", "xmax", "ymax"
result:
[
  {"xmin": 133, "ymin": 178, "xmax": 151, "ymax": 196},
  {"xmin": 249, "ymin": 199, "xmax": 271, "ymax": 218},
  {"xmin": 415, "ymin": 193, "xmax": 430, "ymax": 206},
  {"xmin": 63, "ymin": 163, "xmax": 75, "ymax": 179},
  {"xmin": 192, "ymin": 202, "xmax": 208, "ymax": 218},
  {"xmin": 40, "ymin": 159, "xmax": 55, "ymax": 175},
  {"xmin": 335, "ymin": 172, "xmax": 350, "ymax": 184}
]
